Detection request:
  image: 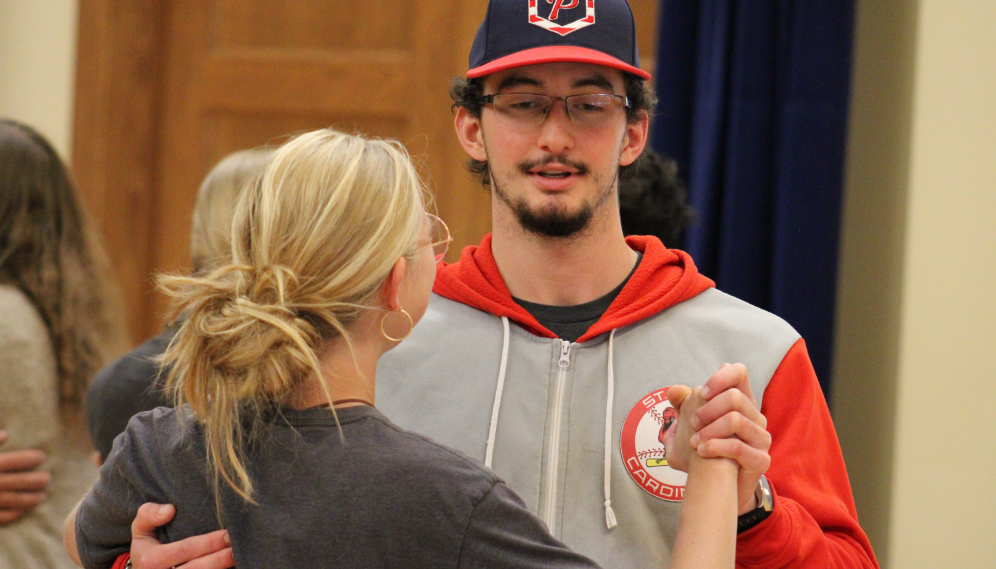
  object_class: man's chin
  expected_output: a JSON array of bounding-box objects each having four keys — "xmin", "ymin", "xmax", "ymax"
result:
[{"xmin": 515, "ymin": 204, "xmax": 593, "ymax": 238}]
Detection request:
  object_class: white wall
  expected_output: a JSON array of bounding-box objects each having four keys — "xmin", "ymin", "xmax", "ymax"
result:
[
  {"xmin": 0, "ymin": 0, "xmax": 80, "ymax": 161},
  {"xmin": 889, "ymin": 2, "xmax": 996, "ymax": 567},
  {"xmin": 838, "ymin": 1, "xmax": 996, "ymax": 567}
]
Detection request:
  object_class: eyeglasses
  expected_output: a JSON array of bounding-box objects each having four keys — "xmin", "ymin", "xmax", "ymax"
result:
[
  {"xmin": 479, "ymin": 93, "xmax": 631, "ymax": 129},
  {"xmin": 422, "ymin": 213, "xmax": 452, "ymax": 264}
]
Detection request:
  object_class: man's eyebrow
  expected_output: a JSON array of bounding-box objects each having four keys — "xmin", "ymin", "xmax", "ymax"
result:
[
  {"xmin": 494, "ymin": 74, "xmax": 543, "ymax": 92},
  {"xmin": 572, "ymin": 74, "xmax": 615, "ymax": 91}
]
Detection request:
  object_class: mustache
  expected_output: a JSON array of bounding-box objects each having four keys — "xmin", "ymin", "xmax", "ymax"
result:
[{"xmin": 517, "ymin": 155, "xmax": 589, "ymax": 176}]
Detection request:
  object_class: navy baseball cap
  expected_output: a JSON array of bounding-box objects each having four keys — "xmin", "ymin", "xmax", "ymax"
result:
[{"xmin": 468, "ymin": 0, "xmax": 650, "ymax": 80}]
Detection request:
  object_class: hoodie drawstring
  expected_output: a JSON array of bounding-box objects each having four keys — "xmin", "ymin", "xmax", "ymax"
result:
[
  {"xmin": 486, "ymin": 317, "xmax": 617, "ymax": 529},
  {"xmin": 485, "ymin": 316, "xmax": 510, "ymax": 468},
  {"xmin": 604, "ymin": 329, "xmax": 618, "ymax": 529}
]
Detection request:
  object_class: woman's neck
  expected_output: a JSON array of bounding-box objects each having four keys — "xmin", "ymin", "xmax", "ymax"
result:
[{"xmin": 285, "ymin": 316, "xmax": 384, "ymax": 409}]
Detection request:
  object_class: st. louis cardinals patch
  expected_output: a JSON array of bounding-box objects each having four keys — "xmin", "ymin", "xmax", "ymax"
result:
[{"xmin": 620, "ymin": 387, "xmax": 687, "ymax": 502}]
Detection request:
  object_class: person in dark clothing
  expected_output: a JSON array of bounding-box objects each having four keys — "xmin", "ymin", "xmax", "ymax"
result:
[
  {"xmin": 618, "ymin": 149, "xmax": 694, "ymax": 248},
  {"xmin": 85, "ymin": 149, "xmax": 272, "ymax": 463}
]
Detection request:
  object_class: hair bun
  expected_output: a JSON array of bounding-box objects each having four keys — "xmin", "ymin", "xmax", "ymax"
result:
[{"xmin": 169, "ymin": 263, "xmax": 322, "ymax": 403}]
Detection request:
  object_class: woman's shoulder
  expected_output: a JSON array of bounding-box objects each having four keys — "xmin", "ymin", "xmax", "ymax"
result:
[{"xmin": 0, "ymin": 284, "xmax": 50, "ymax": 345}]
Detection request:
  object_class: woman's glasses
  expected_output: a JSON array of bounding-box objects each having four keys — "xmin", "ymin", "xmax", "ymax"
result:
[{"xmin": 424, "ymin": 213, "xmax": 452, "ymax": 264}]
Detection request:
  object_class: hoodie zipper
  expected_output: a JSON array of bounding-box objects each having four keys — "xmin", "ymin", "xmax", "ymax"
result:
[{"xmin": 542, "ymin": 340, "xmax": 572, "ymax": 530}]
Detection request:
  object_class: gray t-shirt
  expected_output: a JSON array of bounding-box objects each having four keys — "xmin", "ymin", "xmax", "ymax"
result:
[{"xmin": 75, "ymin": 405, "xmax": 600, "ymax": 569}]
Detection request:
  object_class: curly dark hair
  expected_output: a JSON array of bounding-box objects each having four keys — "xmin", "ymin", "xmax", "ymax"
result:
[
  {"xmin": 450, "ymin": 72, "xmax": 658, "ymax": 190},
  {"xmin": 617, "ymin": 149, "xmax": 695, "ymax": 247}
]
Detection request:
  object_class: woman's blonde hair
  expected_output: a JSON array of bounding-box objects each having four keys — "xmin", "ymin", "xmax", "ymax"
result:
[
  {"xmin": 0, "ymin": 119, "xmax": 125, "ymax": 408},
  {"xmin": 158, "ymin": 129, "xmax": 426, "ymax": 505},
  {"xmin": 189, "ymin": 149, "xmax": 273, "ymax": 274}
]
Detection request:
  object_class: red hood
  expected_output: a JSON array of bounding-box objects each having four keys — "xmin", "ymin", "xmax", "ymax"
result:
[{"xmin": 433, "ymin": 234, "xmax": 714, "ymax": 343}]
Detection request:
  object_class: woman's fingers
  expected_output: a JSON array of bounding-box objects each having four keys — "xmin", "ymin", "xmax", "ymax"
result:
[
  {"xmin": 0, "ymin": 508, "xmax": 27, "ymax": 524},
  {"xmin": 0, "ymin": 449, "xmax": 47, "ymax": 473},
  {"xmin": 0, "ymin": 469, "xmax": 51, "ymax": 492}
]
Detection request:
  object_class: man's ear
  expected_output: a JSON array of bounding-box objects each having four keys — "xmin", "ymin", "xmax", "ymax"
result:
[
  {"xmin": 454, "ymin": 107, "xmax": 488, "ymax": 162},
  {"xmin": 618, "ymin": 111, "xmax": 650, "ymax": 167},
  {"xmin": 381, "ymin": 257, "xmax": 407, "ymax": 311}
]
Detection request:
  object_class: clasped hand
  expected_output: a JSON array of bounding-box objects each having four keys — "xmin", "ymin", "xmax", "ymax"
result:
[{"xmin": 663, "ymin": 363, "xmax": 772, "ymax": 516}]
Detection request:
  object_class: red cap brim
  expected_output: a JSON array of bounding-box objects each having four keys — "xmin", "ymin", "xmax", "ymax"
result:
[{"xmin": 467, "ymin": 46, "xmax": 651, "ymax": 80}]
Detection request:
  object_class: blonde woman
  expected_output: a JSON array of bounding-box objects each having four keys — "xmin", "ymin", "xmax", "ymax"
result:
[
  {"xmin": 63, "ymin": 129, "xmax": 738, "ymax": 569},
  {"xmin": 0, "ymin": 119, "xmax": 125, "ymax": 568},
  {"xmin": 86, "ymin": 149, "xmax": 273, "ymax": 465}
]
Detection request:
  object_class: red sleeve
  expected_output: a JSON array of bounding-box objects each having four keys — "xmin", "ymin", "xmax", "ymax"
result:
[
  {"xmin": 111, "ymin": 553, "xmax": 130, "ymax": 569},
  {"xmin": 734, "ymin": 339, "xmax": 879, "ymax": 569}
]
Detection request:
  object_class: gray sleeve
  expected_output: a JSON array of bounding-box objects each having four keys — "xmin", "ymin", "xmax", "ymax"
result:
[
  {"xmin": 74, "ymin": 416, "xmax": 163, "ymax": 569},
  {"xmin": 458, "ymin": 482, "xmax": 602, "ymax": 569}
]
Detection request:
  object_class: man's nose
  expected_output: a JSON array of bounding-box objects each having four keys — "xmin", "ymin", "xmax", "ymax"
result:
[{"xmin": 535, "ymin": 100, "xmax": 575, "ymax": 154}]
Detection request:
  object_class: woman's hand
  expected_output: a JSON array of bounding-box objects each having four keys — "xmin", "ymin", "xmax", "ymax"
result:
[
  {"xmin": 0, "ymin": 429, "xmax": 49, "ymax": 524},
  {"xmin": 661, "ymin": 385, "xmax": 702, "ymax": 473}
]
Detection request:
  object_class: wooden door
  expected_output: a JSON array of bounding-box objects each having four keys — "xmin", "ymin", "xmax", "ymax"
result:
[
  {"xmin": 74, "ymin": 0, "xmax": 492, "ymax": 342},
  {"xmin": 73, "ymin": 0, "xmax": 658, "ymax": 344}
]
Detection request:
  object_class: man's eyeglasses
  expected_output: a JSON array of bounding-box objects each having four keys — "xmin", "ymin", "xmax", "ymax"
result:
[
  {"xmin": 423, "ymin": 213, "xmax": 452, "ymax": 264},
  {"xmin": 479, "ymin": 93, "xmax": 631, "ymax": 129}
]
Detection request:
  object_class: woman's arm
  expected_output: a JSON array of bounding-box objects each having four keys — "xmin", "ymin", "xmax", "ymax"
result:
[
  {"xmin": 63, "ymin": 499, "xmax": 84, "ymax": 566},
  {"xmin": 664, "ymin": 386, "xmax": 739, "ymax": 569}
]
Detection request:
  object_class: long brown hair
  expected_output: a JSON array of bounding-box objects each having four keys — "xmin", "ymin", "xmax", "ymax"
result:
[
  {"xmin": 0, "ymin": 119, "xmax": 125, "ymax": 407},
  {"xmin": 158, "ymin": 130, "xmax": 426, "ymax": 506}
]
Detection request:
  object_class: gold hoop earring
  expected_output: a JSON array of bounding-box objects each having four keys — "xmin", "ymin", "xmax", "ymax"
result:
[{"xmin": 380, "ymin": 308, "xmax": 413, "ymax": 342}]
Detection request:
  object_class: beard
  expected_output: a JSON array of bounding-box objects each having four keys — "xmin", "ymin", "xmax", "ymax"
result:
[{"xmin": 490, "ymin": 154, "xmax": 616, "ymax": 239}]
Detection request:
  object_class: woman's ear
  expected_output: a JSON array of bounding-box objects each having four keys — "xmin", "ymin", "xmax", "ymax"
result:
[{"xmin": 382, "ymin": 257, "xmax": 408, "ymax": 311}]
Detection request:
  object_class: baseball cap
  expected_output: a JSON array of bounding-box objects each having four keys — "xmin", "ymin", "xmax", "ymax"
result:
[{"xmin": 467, "ymin": 0, "xmax": 650, "ymax": 80}]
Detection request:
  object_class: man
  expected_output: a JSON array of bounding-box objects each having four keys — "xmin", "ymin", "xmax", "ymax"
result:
[{"xmin": 117, "ymin": 1, "xmax": 877, "ymax": 567}]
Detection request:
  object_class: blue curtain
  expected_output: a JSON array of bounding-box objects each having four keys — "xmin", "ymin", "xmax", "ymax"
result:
[{"xmin": 651, "ymin": 1, "xmax": 855, "ymax": 401}]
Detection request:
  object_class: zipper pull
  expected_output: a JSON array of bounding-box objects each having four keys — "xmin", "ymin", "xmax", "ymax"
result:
[{"xmin": 558, "ymin": 340, "xmax": 571, "ymax": 368}]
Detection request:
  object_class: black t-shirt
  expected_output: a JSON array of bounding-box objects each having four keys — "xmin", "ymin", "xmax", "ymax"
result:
[
  {"xmin": 86, "ymin": 327, "xmax": 175, "ymax": 461},
  {"xmin": 513, "ymin": 253, "xmax": 642, "ymax": 342},
  {"xmin": 76, "ymin": 405, "xmax": 602, "ymax": 569}
]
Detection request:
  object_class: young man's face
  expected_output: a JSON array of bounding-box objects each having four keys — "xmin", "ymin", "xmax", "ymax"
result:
[{"xmin": 455, "ymin": 62, "xmax": 648, "ymax": 238}]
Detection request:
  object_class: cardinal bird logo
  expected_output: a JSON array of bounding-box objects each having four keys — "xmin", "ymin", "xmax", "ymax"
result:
[{"xmin": 620, "ymin": 387, "xmax": 688, "ymax": 502}]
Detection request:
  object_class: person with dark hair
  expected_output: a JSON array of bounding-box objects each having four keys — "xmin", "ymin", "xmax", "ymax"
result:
[
  {"xmin": 618, "ymin": 149, "xmax": 694, "ymax": 247},
  {"xmin": 0, "ymin": 119, "xmax": 125, "ymax": 568},
  {"xmin": 85, "ymin": 149, "xmax": 273, "ymax": 465},
  {"xmin": 124, "ymin": 1, "xmax": 877, "ymax": 567}
]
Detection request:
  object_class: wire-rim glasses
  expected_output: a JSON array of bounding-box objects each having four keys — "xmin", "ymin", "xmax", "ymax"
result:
[
  {"xmin": 479, "ymin": 93, "xmax": 631, "ymax": 129},
  {"xmin": 423, "ymin": 213, "xmax": 452, "ymax": 264}
]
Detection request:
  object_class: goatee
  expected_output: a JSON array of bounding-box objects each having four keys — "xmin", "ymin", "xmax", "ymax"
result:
[{"xmin": 491, "ymin": 155, "xmax": 615, "ymax": 239}]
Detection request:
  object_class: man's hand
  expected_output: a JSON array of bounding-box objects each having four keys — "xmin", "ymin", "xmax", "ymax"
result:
[
  {"xmin": 690, "ymin": 364, "xmax": 772, "ymax": 515},
  {"xmin": 130, "ymin": 503, "xmax": 234, "ymax": 569},
  {"xmin": 0, "ymin": 429, "xmax": 50, "ymax": 525}
]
